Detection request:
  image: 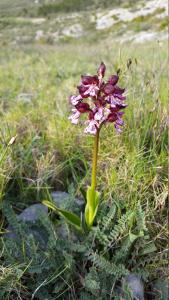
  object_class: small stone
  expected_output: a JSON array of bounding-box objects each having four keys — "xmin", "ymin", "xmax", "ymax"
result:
[
  {"xmin": 17, "ymin": 93, "xmax": 33, "ymax": 103},
  {"xmin": 17, "ymin": 203, "xmax": 48, "ymax": 222},
  {"xmin": 62, "ymin": 24, "xmax": 83, "ymax": 38},
  {"xmin": 51, "ymin": 191, "xmax": 85, "ymax": 212},
  {"xmin": 6, "ymin": 204, "xmax": 48, "ymax": 241},
  {"xmin": 122, "ymin": 274, "xmax": 144, "ymax": 300},
  {"xmin": 153, "ymin": 279, "xmax": 169, "ymax": 300}
]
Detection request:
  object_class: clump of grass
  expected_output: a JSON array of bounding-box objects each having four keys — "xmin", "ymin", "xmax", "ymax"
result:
[
  {"xmin": 0, "ymin": 138, "xmax": 15, "ymax": 203},
  {"xmin": 158, "ymin": 16, "xmax": 169, "ymax": 30},
  {"xmin": 37, "ymin": 0, "xmax": 135, "ymax": 16},
  {"xmin": 0, "ymin": 264, "xmax": 25, "ymax": 299}
]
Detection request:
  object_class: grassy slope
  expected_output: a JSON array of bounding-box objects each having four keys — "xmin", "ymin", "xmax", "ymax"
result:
[
  {"xmin": 0, "ymin": 37, "xmax": 168, "ymax": 249},
  {"xmin": 0, "ymin": 0, "xmax": 168, "ymax": 294}
]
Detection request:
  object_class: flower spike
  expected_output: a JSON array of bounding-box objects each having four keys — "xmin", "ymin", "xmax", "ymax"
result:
[{"xmin": 69, "ymin": 62, "xmax": 127, "ymax": 134}]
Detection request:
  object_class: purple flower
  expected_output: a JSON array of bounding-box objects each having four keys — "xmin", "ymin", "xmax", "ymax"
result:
[
  {"xmin": 78, "ymin": 75, "xmax": 100, "ymax": 98},
  {"xmin": 84, "ymin": 120, "xmax": 98, "ymax": 135},
  {"xmin": 75, "ymin": 102, "xmax": 90, "ymax": 113},
  {"xmin": 68, "ymin": 109, "xmax": 81, "ymax": 124},
  {"xmin": 108, "ymin": 75, "xmax": 119, "ymax": 85},
  {"xmin": 70, "ymin": 94, "xmax": 82, "ymax": 105},
  {"xmin": 69, "ymin": 62, "xmax": 127, "ymax": 135}
]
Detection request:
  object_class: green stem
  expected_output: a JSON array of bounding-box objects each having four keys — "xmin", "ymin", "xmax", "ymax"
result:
[{"xmin": 91, "ymin": 128, "xmax": 100, "ymax": 190}]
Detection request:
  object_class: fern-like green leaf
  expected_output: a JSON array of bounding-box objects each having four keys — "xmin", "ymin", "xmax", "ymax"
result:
[
  {"xmin": 88, "ymin": 252, "xmax": 129, "ymax": 278},
  {"xmin": 102, "ymin": 204, "xmax": 117, "ymax": 232}
]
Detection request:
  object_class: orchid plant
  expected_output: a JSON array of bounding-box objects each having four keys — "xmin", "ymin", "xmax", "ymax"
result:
[{"xmin": 44, "ymin": 62, "xmax": 127, "ymax": 230}]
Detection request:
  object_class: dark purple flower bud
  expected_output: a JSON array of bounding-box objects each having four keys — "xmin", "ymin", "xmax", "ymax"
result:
[
  {"xmin": 116, "ymin": 104, "xmax": 127, "ymax": 110},
  {"xmin": 114, "ymin": 86, "xmax": 125, "ymax": 95},
  {"xmin": 108, "ymin": 75, "xmax": 119, "ymax": 85},
  {"xmin": 94, "ymin": 95, "xmax": 106, "ymax": 107},
  {"xmin": 107, "ymin": 112, "xmax": 118, "ymax": 122},
  {"xmin": 81, "ymin": 75, "xmax": 99, "ymax": 85},
  {"xmin": 103, "ymin": 83, "xmax": 115, "ymax": 95},
  {"xmin": 77, "ymin": 85, "xmax": 89, "ymax": 98},
  {"xmin": 97, "ymin": 62, "xmax": 106, "ymax": 78},
  {"xmin": 75, "ymin": 102, "xmax": 90, "ymax": 113}
]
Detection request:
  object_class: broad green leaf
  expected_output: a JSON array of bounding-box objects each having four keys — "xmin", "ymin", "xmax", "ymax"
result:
[
  {"xmin": 42, "ymin": 200, "xmax": 82, "ymax": 231},
  {"xmin": 140, "ymin": 241, "xmax": 157, "ymax": 255},
  {"xmin": 85, "ymin": 186, "xmax": 100, "ymax": 228}
]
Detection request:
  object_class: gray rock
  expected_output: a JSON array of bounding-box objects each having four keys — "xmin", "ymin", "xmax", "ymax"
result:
[
  {"xmin": 51, "ymin": 191, "xmax": 84, "ymax": 212},
  {"xmin": 122, "ymin": 274, "xmax": 144, "ymax": 300},
  {"xmin": 17, "ymin": 203, "xmax": 48, "ymax": 222},
  {"xmin": 5, "ymin": 227, "xmax": 17, "ymax": 239},
  {"xmin": 17, "ymin": 93, "xmax": 33, "ymax": 103},
  {"xmin": 153, "ymin": 279, "xmax": 169, "ymax": 300},
  {"xmin": 62, "ymin": 24, "xmax": 83, "ymax": 38},
  {"xmin": 6, "ymin": 204, "xmax": 48, "ymax": 240}
]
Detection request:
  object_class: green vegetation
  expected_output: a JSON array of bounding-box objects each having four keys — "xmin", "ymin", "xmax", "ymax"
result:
[
  {"xmin": 1, "ymin": 199, "xmax": 156, "ymax": 299},
  {"xmin": 37, "ymin": 0, "xmax": 135, "ymax": 15},
  {"xmin": 0, "ymin": 0, "xmax": 168, "ymax": 298},
  {"xmin": 127, "ymin": 7, "xmax": 167, "ymax": 33},
  {"xmin": 0, "ymin": 0, "xmax": 137, "ymax": 17},
  {"xmin": 0, "ymin": 38, "xmax": 168, "ymax": 298},
  {"xmin": 158, "ymin": 16, "xmax": 169, "ymax": 30},
  {"xmin": 0, "ymin": 0, "xmax": 167, "ymax": 46}
]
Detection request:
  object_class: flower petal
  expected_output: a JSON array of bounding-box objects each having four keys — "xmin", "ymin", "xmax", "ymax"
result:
[
  {"xmin": 70, "ymin": 94, "xmax": 82, "ymax": 105},
  {"xmin": 103, "ymin": 83, "xmax": 115, "ymax": 95},
  {"xmin": 76, "ymin": 102, "xmax": 90, "ymax": 113},
  {"xmin": 77, "ymin": 85, "xmax": 89, "ymax": 98},
  {"xmin": 114, "ymin": 86, "xmax": 125, "ymax": 95},
  {"xmin": 68, "ymin": 109, "xmax": 81, "ymax": 124},
  {"xmin": 84, "ymin": 120, "xmax": 98, "ymax": 135},
  {"xmin": 116, "ymin": 118, "xmax": 124, "ymax": 126},
  {"xmin": 94, "ymin": 107, "xmax": 103, "ymax": 121},
  {"xmin": 83, "ymin": 84, "xmax": 99, "ymax": 97},
  {"xmin": 114, "ymin": 124, "xmax": 123, "ymax": 133},
  {"xmin": 108, "ymin": 75, "xmax": 119, "ymax": 85},
  {"xmin": 81, "ymin": 75, "xmax": 99, "ymax": 85},
  {"xmin": 114, "ymin": 94, "xmax": 126, "ymax": 100},
  {"xmin": 107, "ymin": 112, "xmax": 118, "ymax": 122}
]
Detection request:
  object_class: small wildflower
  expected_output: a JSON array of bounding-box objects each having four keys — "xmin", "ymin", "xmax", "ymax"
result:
[{"xmin": 69, "ymin": 62, "xmax": 127, "ymax": 134}]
